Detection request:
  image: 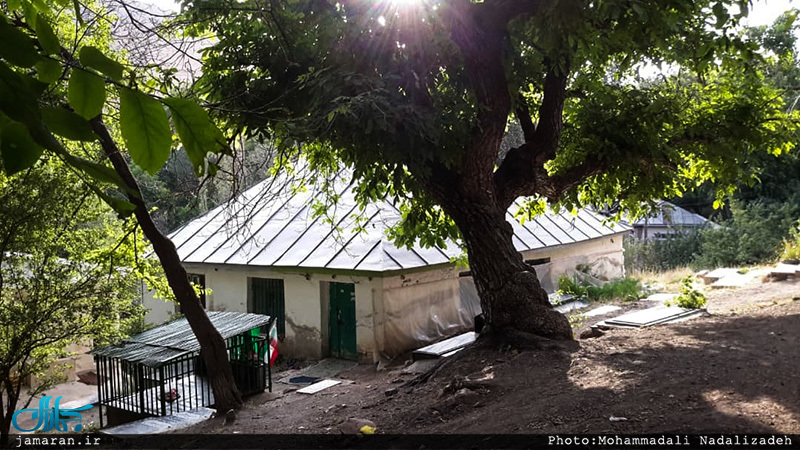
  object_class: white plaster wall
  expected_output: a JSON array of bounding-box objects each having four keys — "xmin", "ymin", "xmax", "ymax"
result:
[
  {"xmin": 142, "ymin": 283, "xmax": 175, "ymax": 325},
  {"xmin": 140, "ymin": 233, "xmax": 626, "ymax": 361},
  {"xmin": 141, "ymin": 264, "xmax": 384, "ymax": 362},
  {"xmin": 520, "ymin": 233, "xmax": 627, "ymax": 290}
]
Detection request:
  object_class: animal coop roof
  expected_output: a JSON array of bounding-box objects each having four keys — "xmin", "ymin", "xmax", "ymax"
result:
[
  {"xmin": 167, "ymin": 167, "xmax": 630, "ymax": 273},
  {"xmin": 91, "ymin": 311, "xmax": 272, "ymax": 366}
]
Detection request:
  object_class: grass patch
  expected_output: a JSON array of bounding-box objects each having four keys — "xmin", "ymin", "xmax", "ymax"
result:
[{"xmin": 558, "ymin": 275, "xmax": 645, "ymax": 302}]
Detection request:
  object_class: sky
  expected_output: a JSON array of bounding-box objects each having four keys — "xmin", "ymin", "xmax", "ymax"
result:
[{"xmin": 745, "ymin": 0, "xmax": 795, "ymax": 26}]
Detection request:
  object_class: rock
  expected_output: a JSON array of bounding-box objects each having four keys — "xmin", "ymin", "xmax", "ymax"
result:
[
  {"xmin": 340, "ymin": 418, "xmax": 377, "ymax": 435},
  {"xmin": 385, "ymin": 387, "xmax": 398, "ymax": 397},
  {"xmin": 452, "ymin": 388, "xmax": 480, "ymax": 405},
  {"xmin": 259, "ymin": 392, "xmax": 282, "ymax": 404},
  {"xmin": 224, "ymin": 409, "xmax": 236, "ymax": 425},
  {"xmin": 580, "ymin": 328, "xmax": 605, "ymax": 339},
  {"xmin": 77, "ymin": 370, "xmax": 100, "ymax": 386}
]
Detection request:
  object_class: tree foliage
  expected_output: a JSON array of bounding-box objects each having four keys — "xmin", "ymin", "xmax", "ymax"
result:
[
  {"xmin": 182, "ymin": 0, "xmax": 799, "ymax": 337},
  {"xmin": 0, "ymin": 156, "xmax": 146, "ymax": 442},
  {"xmin": 185, "ymin": 0, "xmax": 798, "ymax": 244},
  {"xmin": 0, "ymin": 0, "xmax": 245, "ymax": 413}
]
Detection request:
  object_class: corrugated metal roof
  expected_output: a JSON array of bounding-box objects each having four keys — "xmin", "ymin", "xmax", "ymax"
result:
[
  {"xmin": 630, "ymin": 201, "xmax": 712, "ymax": 227},
  {"xmin": 167, "ymin": 169, "xmax": 630, "ymax": 272},
  {"xmin": 92, "ymin": 311, "xmax": 272, "ymax": 366}
]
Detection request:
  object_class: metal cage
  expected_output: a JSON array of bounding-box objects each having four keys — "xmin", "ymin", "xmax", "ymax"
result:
[{"xmin": 92, "ymin": 312, "xmax": 273, "ymax": 428}]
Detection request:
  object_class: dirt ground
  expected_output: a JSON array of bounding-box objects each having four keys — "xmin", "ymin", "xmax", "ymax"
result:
[{"xmin": 184, "ymin": 276, "xmax": 800, "ymax": 435}]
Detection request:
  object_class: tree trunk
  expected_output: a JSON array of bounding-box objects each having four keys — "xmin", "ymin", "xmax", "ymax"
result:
[
  {"xmin": 90, "ymin": 119, "xmax": 243, "ymax": 411},
  {"xmin": 448, "ymin": 202, "xmax": 573, "ymax": 340}
]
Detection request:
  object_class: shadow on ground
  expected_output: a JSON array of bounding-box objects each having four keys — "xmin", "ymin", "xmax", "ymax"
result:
[{"xmin": 384, "ymin": 305, "xmax": 800, "ymax": 434}]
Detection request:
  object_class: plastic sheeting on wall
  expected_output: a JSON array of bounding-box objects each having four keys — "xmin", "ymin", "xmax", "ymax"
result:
[
  {"xmin": 379, "ymin": 243, "xmax": 625, "ymax": 357},
  {"xmin": 381, "ymin": 278, "xmax": 479, "ymax": 356}
]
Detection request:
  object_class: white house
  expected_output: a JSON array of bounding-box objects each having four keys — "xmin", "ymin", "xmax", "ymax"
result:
[
  {"xmin": 143, "ymin": 170, "xmax": 629, "ymax": 363},
  {"xmin": 627, "ymin": 200, "xmax": 716, "ymax": 240}
]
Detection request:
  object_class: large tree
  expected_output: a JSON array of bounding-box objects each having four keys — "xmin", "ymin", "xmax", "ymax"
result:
[
  {"xmin": 0, "ymin": 0, "xmax": 242, "ymax": 409},
  {"xmin": 184, "ymin": 0, "xmax": 796, "ymax": 339}
]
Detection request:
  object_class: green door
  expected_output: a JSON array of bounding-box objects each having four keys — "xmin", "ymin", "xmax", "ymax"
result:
[
  {"xmin": 329, "ymin": 282, "xmax": 357, "ymax": 360},
  {"xmin": 250, "ymin": 278, "xmax": 285, "ymax": 338}
]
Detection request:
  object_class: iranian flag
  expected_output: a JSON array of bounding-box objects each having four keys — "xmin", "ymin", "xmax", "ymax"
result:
[{"xmin": 267, "ymin": 320, "xmax": 279, "ymax": 366}]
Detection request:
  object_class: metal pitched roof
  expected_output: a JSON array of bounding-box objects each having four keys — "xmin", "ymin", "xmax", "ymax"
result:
[
  {"xmin": 167, "ymin": 170, "xmax": 629, "ymax": 273},
  {"xmin": 630, "ymin": 201, "xmax": 713, "ymax": 227},
  {"xmin": 91, "ymin": 311, "xmax": 272, "ymax": 366}
]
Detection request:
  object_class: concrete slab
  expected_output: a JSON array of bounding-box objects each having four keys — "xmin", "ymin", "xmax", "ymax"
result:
[
  {"xmin": 711, "ymin": 273, "xmax": 753, "ymax": 289},
  {"xmin": 603, "ymin": 305, "xmax": 704, "ymax": 328},
  {"xmin": 701, "ymin": 268, "xmax": 739, "ymax": 284},
  {"xmin": 584, "ymin": 305, "xmax": 622, "ymax": 317},
  {"xmin": 641, "ymin": 293, "xmax": 678, "ymax": 303},
  {"xmin": 705, "ymin": 268, "xmax": 739, "ymax": 279},
  {"xmin": 549, "ymin": 292, "xmax": 575, "ymax": 305},
  {"xmin": 103, "ymin": 407, "xmax": 214, "ymax": 435},
  {"xmin": 554, "ymin": 300, "xmax": 589, "ymax": 314},
  {"xmin": 60, "ymin": 394, "xmax": 98, "ymax": 410},
  {"xmin": 412, "ymin": 332, "xmax": 477, "ymax": 361},
  {"xmin": 772, "ymin": 263, "xmax": 800, "ymax": 275},
  {"xmin": 297, "ymin": 379, "xmax": 341, "ymax": 394}
]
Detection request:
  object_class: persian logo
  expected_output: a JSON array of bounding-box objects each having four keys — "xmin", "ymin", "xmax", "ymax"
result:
[{"xmin": 11, "ymin": 396, "xmax": 93, "ymax": 432}]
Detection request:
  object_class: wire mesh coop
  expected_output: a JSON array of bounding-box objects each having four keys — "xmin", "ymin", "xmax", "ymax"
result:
[{"xmin": 91, "ymin": 311, "xmax": 274, "ymax": 427}]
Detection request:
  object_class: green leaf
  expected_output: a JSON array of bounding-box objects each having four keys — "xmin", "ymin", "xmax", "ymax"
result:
[
  {"xmin": 0, "ymin": 121, "xmax": 43, "ymax": 175},
  {"xmin": 65, "ymin": 155, "xmax": 132, "ymax": 192},
  {"xmin": 163, "ymin": 97, "xmax": 228, "ymax": 176},
  {"xmin": 119, "ymin": 87, "xmax": 172, "ymax": 174},
  {"xmin": 0, "ymin": 15, "xmax": 41, "ymax": 68},
  {"xmin": 36, "ymin": 58, "xmax": 62, "ymax": 83},
  {"xmin": 79, "ymin": 46, "xmax": 124, "ymax": 81},
  {"xmin": 86, "ymin": 183, "xmax": 136, "ymax": 218},
  {"xmin": 68, "ymin": 68, "xmax": 105, "ymax": 119},
  {"xmin": 34, "ymin": 14, "xmax": 60, "ymax": 55},
  {"xmin": 7, "ymin": 0, "xmax": 22, "ymax": 11},
  {"xmin": 0, "ymin": 61, "xmax": 42, "ymax": 126},
  {"xmin": 41, "ymin": 106, "xmax": 96, "ymax": 141}
]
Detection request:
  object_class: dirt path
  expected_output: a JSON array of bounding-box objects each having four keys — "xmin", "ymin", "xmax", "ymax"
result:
[{"xmin": 184, "ymin": 277, "xmax": 800, "ymax": 435}]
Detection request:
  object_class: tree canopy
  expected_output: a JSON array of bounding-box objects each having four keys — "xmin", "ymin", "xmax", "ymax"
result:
[
  {"xmin": 0, "ymin": 0, "xmax": 245, "ymax": 411},
  {"xmin": 183, "ymin": 0, "xmax": 799, "ymax": 337},
  {"xmin": 0, "ymin": 155, "xmax": 145, "ymax": 442}
]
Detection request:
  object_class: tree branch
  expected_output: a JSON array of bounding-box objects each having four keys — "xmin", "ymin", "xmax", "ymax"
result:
[
  {"xmin": 494, "ymin": 67, "xmax": 569, "ymax": 207},
  {"xmin": 515, "ymin": 94, "xmax": 536, "ymax": 143}
]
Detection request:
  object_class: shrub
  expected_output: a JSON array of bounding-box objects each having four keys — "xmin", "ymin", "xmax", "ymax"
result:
[
  {"xmin": 624, "ymin": 232, "xmax": 704, "ymax": 273},
  {"xmin": 666, "ymin": 276, "xmax": 707, "ymax": 309},
  {"xmin": 781, "ymin": 220, "xmax": 800, "ymax": 263},
  {"xmin": 694, "ymin": 199, "xmax": 800, "ymax": 268},
  {"xmin": 558, "ymin": 274, "xmax": 645, "ymax": 302}
]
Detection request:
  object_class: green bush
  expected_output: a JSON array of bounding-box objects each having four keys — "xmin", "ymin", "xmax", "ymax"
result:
[
  {"xmin": 558, "ymin": 275, "xmax": 645, "ymax": 302},
  {"xmin": 666, "ymin": 276, "xmax": 707, "ymax": 309},
  {"xmin": 781, "ymin": 220, "xmax": 800, "ymax": 262},
  {"xmin": 694, "ymin": 199, "xmax": 800, "ymax": 268},
  {"xmin": 624, "ymin": 232, "xmax": 704, "ymax": 272}
]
